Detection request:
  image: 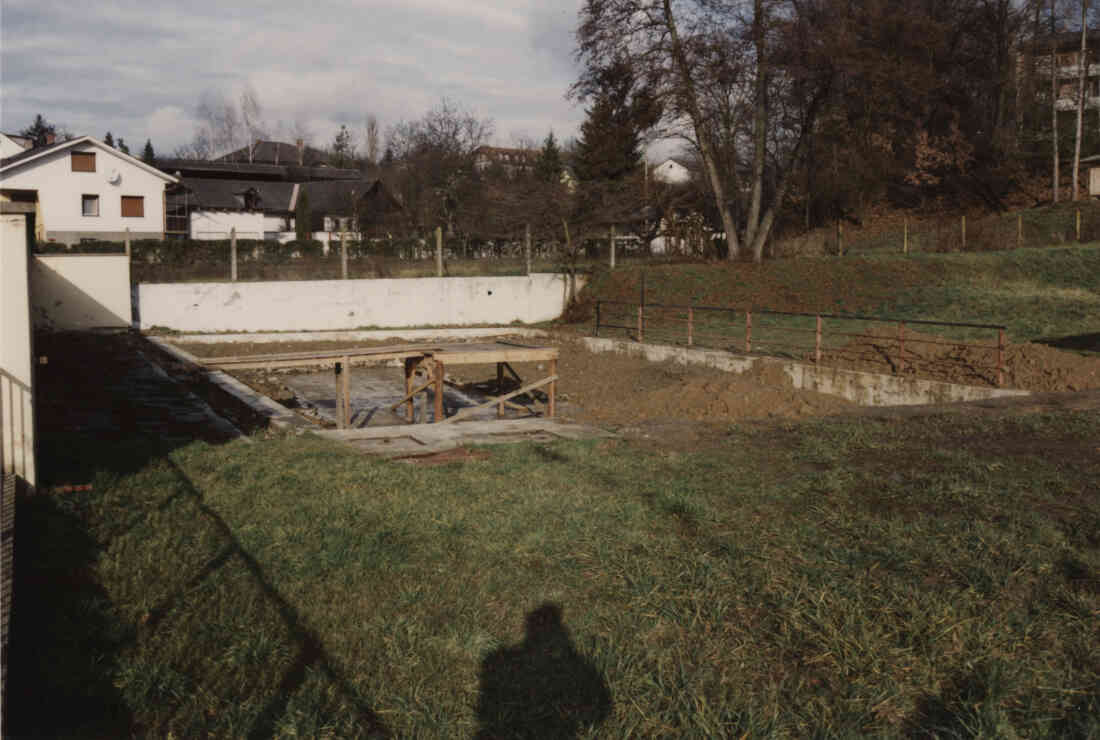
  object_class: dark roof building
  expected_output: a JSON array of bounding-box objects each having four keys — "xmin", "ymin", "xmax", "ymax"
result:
[{"xmin": 215, "ymin": 139, "xmax": 331, "ymax": 167}]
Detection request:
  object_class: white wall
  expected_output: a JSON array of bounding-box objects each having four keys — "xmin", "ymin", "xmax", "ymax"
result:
[
  {"xmin": 0, "ymin": 142, "xmax": 169, "ymax": 237},
  {"xmin": 31, "ymin": 254, "xmax": 132, "ymax": 329},
  {"xmin": 1, "ymin": 214, "xmax": 36, "ymax": 486},
  {"xmin": 137, "ymin": 273, "xmax": 585, "ymax": 332},
  {"xmin": 190, "ymin": 210, "xmax": 264, "ymax": 240}
]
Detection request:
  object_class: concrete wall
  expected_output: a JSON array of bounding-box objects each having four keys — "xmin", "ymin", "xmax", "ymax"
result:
[
  {"xmin": 1, "ymin": 212, "xmax": 37, "ymax": 487},
  {"xmin": 191, "ymin": 210, "xmax": 265, "ymax": 240},
  {"xmin": 582, "ymin": 337, "xmax": 1031, "ymax": 407},
  {"xmin": 0, "ymin": 140, "xmax": 170, "ymax": 244},
  {"xmin": 137, "ymin": 273, "xmax": 585, "ymax": 332},
  {"xmin": 31, "ymin": 253, "xmax": 132, "ymax": 329}
]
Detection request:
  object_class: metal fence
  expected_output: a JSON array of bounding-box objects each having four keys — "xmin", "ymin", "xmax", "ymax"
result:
[{"xmin": 594, "ymin": 299, "xmax": 1009, "ymax": 387}]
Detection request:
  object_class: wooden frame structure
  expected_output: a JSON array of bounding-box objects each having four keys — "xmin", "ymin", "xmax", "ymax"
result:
[{"xmin": 200, "ymin": 341, "xmax": 559, "ymax": 428}]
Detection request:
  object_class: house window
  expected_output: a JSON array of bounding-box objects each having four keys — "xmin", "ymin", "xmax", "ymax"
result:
[
  {"xmin": 82, "ymin": 194, "xmax": 99, "ymax": 217},
  {"xmin": 72, "ymin": 152, "xmax": 96, "ymax": 172},
  {"xmin": 121, "ymin": 196, "xmax": 144, "ymax": 218}
]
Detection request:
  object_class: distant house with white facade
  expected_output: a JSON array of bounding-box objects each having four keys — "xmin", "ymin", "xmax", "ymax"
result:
[
  {"xmin": 0, "ymin": 133, "xmax": 33, "ymax": 159},
  {"xmin": 0, "ymin": 136, "xmax": 177, "ymax": 244},
  {"xmin": 651, "ymin": 158, "xmax": 692, "ymax": 185}
]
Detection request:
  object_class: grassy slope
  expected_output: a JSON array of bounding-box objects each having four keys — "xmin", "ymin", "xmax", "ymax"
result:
[
  {"xmin": 579, "ymin": 246, "xmax": 1100, "ymax": 343},
  {"xmin": 10, "ymin": 411, "xmax": 1099, "ymax": 738}
]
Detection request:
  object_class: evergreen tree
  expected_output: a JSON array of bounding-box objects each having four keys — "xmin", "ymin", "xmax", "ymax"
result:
[
  {"xmin": 573, "ymin": 58, "xmax": 660, "ymax": 183},
  {"xmin": 332, "ymin": 124, "xmax": 354, "ymax": 167},
  {"xmin": 141, "ymin": 139, "xmax": 156, "ymax": 165},
  {"xmin": 104, "ymin": 131, "xmax": 115, "ymax": 147},
  {"xmin": 117, "ymin": 138, "xmax": 130, "ymax": 155},
  {"xmin": 20, "ymin": 114, "xmax": 58, "ymax": 147},
  {"xmin": 535, "ymin": 131, "xmax": 563, "ymax": 183},
  {"xmin": 295, "ymin": 192, "xmax": 312, "ymax": 241}
]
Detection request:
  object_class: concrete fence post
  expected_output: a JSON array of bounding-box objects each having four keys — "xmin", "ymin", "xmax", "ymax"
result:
[
  {"xmin": 525, "ymin": 223, "xmax": 532, "ymax": 276},
  {"xmin": 609, "ymin": 223, "xmax": 617, "ymax": 270},
  {"xmin": 435, "ymin": 226, "xmax": 443, "ymax": 277},
  {"xmin": 341, "ymin": 230, "xmax": 348, "ymax": 280},
  {"xmin": 230, "ymin": 227, "xmax": 237, "ymax": 282}
]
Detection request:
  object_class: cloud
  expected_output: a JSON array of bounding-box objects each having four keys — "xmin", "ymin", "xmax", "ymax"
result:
[{"xmin": 0, "ymin": 0, "xmax": 586, "ymax": 152}]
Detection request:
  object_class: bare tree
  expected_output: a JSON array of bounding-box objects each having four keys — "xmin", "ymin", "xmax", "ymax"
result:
[
  {"xmin": 1073, "ymin": 0, "xmax": 1089, "ymax": 200},
  {"xmin": 1053, "ymin": 0, "xmax": 1061, "ymax": 202},
  {"xmin": 365, "ymin": 114, "xmax": 381, "ymax": 165},
  {"xmin": 240, "ymin": 83, "xmax": 267, "ymax": 163}
]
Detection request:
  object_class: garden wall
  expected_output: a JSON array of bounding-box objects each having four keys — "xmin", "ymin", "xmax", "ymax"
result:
[{"xmin": 136, "ymin": 273, "xmax": 584, "ymax": 332}]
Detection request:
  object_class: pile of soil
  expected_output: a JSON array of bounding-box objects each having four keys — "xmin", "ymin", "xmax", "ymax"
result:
[{"xmin": 818, "ymin": 327, "xmax": 1100, "ymax": 392}]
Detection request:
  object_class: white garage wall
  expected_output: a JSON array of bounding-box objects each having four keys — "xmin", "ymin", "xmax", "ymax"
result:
[
  {"xmin": 31, "ymin": 254, "xmax": 132, "ymax": 329},
  {"xmin": 137, "ymin": 273, "xmax": 585, "ymax": 332},
  {"xmin": 1, "ymin": 213, "xmax": 36, "ymax": 487}
]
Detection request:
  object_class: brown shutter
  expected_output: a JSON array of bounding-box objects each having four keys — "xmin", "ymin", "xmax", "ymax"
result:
[
  {"xmin": 121, "ymin": 196, "xmax": 144, "ymax": 218},
  {"xmin": 71, "ymin": 152, "xmax": 96, "ymax": 172}
]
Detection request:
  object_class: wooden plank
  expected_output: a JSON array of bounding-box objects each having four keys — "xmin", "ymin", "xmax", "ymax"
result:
[
  {"xmin": 548, "ymin": 358, "xmax": 557, "ymax": 418},
  {"xmin": 439, "ymin": 375, "xmax": 558, "ymax": 425},
  {"xmin": 342, "ymin": 355, "xmax": 351, "ymax": 428},
  {"xmin": 433, "ymin": 360, "xmax": 444, "ymax": 423},
  {"xmin": 429, "ymin": 348, "xmax": 558, "ymax": 365}
]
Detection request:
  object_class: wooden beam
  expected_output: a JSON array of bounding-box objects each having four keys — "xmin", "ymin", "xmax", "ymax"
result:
[
  {"xmin": 433, "ymin": 360, "xmax": 444, "ymax": 422},
  {"xmin": 439, "ymin": 375, "xmax": 558, "ymax": 425}
]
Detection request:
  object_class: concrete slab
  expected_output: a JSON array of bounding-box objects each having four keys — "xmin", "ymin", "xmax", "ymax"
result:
[{"xmin": 315, "ymin": 418, "xmax": 616, "ymax": 458}]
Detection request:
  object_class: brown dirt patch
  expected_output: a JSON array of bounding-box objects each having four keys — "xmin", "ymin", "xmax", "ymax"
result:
[{"xmin": 818, "ymin": 327, "xmax": 1100, "ymax": 392}]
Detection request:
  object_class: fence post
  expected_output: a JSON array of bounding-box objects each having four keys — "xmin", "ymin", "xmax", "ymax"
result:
[
  {"xmin": 524, "ymin": 222, "xmax": 532, "ymax": 275},
  {"xmin": 745, "ymin": 311, "xmax": 752, "ymax": 353},
  {"xmin": 435, "ymin": 226, "xmax": 443, "ymax": 277},
  {"xmin": 230, "ymin": 227, "xmax": 237, "ymax": 282},
  {"xmin": 687, "ymin": 305, "xmax": 694, "ymax": 347},
  {"xmin": 898, "ymin": 322, "xmax": 906, "ymax": 373},
  {"xmin": 609, "ymin": 223, "xmax": 617, "ymax": 270},
  {"xmin": 124, "ymin": 227, "xmax": 131, "ymax": 259},
  {"xmin": 1017, "ymin": 213, "xmax": 1023, "ymax": 249},
  {"xmin": 837, "ymin": 221, "xmax": 843, "ymax": 256},
  {"xmin": 815, "ymin": 315, "xmax": 822, "ymax": 364},
  {"xmin": 342, "ymin": 355, "xmax": 351, "ymax": 427},
  {"xmin": 997, "ymin": 329, "xmax": 1006, "ymax": 388},
  {"xmin": 903, "ymin": 219, "xmax": 908, "ymax": 255},
  {"xmin": 595, "ymin": 301, "xmax": 601, "ymax": 337},
  {"xmin": 637, "ymin": 304, "xmax": 644, "ymax": 343},
  {"xmin": 961, "ymin": 215, "xmax": 967, "ymax": 251},
  {"xmin": 341, "ymin": 230, "xmax": 348, "ymax": 279},
  {"xmin": 335, "ymin": 360, "xmax": 345, "ymax": 429},
  {"xmin": 1077, "ymin": 208, "xmax": 1081, "ymax": 241}
]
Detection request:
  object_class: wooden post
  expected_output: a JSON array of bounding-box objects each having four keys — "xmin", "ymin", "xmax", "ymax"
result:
[
  {"xmin": 497, "ymin": 362, "xmax": 505, "ymax": 418},
  {"xmin": 342, "ymin": 355, "xmax": 351, "ymax": 427},
  {"xmin": 997, "ymin": 329, "xmax": 1006, "ymax": 388},
  {"xmin": 124, "ymin": 227, "xmax": 131, "ymax": 259},
  {"xmin": 1017, "ymin": 213, "xmax": 1023, "ymax": 249},
  {"xmin": 548, "ymin": 359, "xmax": 557, "ymax": 418},
  {"xmin": 837, "ymin": 221, "xmax": 843, "ymax": 255},
  {"xmin": 745, "ymin": 311, "xmax": 752, "ymax": 353},
  {"xmin": 435, "ymin": 226, "xmax": 443, "ymax": 277},
  {"xmin": 341, "ymin": 230, "xmax": 348, "ymax": 279},
  {"xmin": 595, "ymin": 301, "xmax": 601, "ymax": 337},
  {"xmin": 404, "ymin": 358, "xmax": 415, "ymax": 423},
  {"xmin": 609, "ymin": 223, "xmax": 617, "ymax": 270},
  {"xmin": 815, "ymin": 315, "xmax": 822, "ymax": 364},
  {"xmin": 334, "ymin": 361, "xmax": 345, "ymax": 429},
  {"xmin": 524, "ymin": 222, "xmax": 532, "ymax": 275},
  {"xmin": 1077, "ymin": 208, "xmax": 1081, "ymax": 241},
  {"xmin": 687, "ymin": 305, "xmax": 694, "ymax": 347},
  {"xmin": 433, "ymin": 360, "xmax": 444, "ymax": 422},
  {"xmin": 961, "ymin": 215, "xmax": 967, "ymax": 251},
  {"xmin": 230, "ymin": 227, "xmax": 237, "ymax": 282},
  {"xmin": 898, "ymin": 323, "xmax": 906, "ymax": 373},
  {"xmin": 637, "ymin": 305, "xmax": 644, "ymax": 343}
]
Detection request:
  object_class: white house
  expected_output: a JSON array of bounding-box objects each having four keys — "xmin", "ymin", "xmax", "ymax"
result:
[
  {"xmin": 651, "ymin": 158, "xmax": 692, "ymax": 185},
  {"xmin": 0, "ymin": 133, "xmax": 32, "ymax": 159},
  {"xmin": 0, "ymin": 136, "xmax": 177, "ymax": 245}
]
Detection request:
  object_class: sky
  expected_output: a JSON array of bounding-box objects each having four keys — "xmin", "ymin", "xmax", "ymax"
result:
[{"xmin": 0, "ymin": 0, "xmax": 588, "ymax": 156}]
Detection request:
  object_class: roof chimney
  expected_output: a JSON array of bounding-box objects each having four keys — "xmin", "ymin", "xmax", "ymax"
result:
[
  {"xmin": 296, "ymin": 138, "xmax": 304, "ymax": 166},
  {"xmin": 44, "ymin": 133, "xmax": 56, "ymax": 146}
]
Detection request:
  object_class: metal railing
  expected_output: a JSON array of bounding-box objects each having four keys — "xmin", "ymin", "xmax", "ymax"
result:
[
  {"xmin": 0, "ymin": 368, "xmax": 35, "ymax": 484},
  {"xmin": 594, "ymin": 299, "xmax": 1009, "ymax": 387}
]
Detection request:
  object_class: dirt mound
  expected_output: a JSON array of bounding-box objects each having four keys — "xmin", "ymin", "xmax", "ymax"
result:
[{"xmin": 819, "ymin": 327, "xmax": 1100, "ymax": 392}]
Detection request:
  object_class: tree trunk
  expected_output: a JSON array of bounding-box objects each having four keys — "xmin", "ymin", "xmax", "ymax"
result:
[
  {"xmin": 661, "ymin": 0, "xmax": 741, "ymax": 261},
  {"xmin": 1073, "ymin": 0, "xmax": 1089, "ymax": 201},
  {"xmin": 744, "ymin": 0, "xmax": 769, "ymax": 252},
  {"xmin": 1053, "ymin": 0, "xmax": 1061, "ymax": 203}
]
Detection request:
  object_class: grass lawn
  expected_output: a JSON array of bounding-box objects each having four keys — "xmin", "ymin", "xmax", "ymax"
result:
[{"xmin": 10, "ymin": 409, "xmax": 1099, "ymax": 737}]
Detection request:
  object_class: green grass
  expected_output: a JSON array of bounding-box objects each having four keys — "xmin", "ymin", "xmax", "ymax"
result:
[{"xmin": 10, "ymin": 410, "xmax": 1100, "ymax": 737}]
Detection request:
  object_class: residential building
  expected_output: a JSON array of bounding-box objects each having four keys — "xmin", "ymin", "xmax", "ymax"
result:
[
  {"xmin": 0, "ymin": 133, "xmax": 33, "ymax": 159},
  {"xmin": 473, "ymin": 146, "xmax": 538, "ymax": 176},
  {"xmin": 1018, "ymin": 30, "xmax": 1100, "ymax": 112},
  {"xmin": 651, "ymin": 158, "xmax": 692, "ymax": 185},
  {"xmin": 213, "ymin": 139, "xmax": 333, "ymax": 167},
  {"xmin": 0, "ymin": 136, "xmax": 177, "ymax": 244}
]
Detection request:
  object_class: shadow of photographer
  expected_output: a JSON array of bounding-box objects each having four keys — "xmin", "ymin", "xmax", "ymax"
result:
[{"xmin": 475, "ymin": 603, "xmax": 612, "ymax": 739}]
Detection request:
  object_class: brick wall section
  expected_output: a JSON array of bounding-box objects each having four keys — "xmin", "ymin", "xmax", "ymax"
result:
[{"xmin": 1, "ymin": 473, "xmax": 13, "ymax": 723}]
